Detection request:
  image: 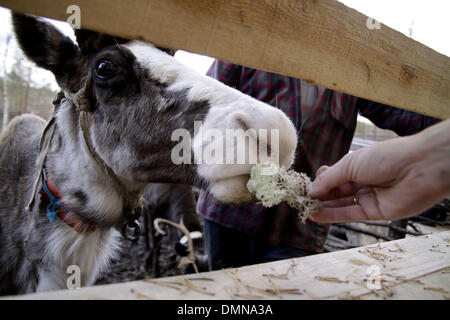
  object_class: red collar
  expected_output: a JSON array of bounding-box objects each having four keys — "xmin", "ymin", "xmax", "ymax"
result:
[{"xmin": 42, "ymin": 174, "xmax": 96, "ymax": 233}]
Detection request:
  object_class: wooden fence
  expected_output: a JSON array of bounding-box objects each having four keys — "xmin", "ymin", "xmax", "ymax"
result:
[
  {"xmin": 3, "ymin": 231, "xmax": 449, "ymax": 300},
  {"xmin": 0, "ymin": 0, "xmax": 449, "ymax": 119}
]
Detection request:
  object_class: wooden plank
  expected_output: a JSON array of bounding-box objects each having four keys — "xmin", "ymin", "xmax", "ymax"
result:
[
  {"xmin": 0, "ymin": 0, "xmax": 449, "ymax": 119},
  {"xmin": 4, "ymin": 230, "xmax": 449, "ymax": 300},
  {"xmin": 360, "ymin": 269, "xmax": 450, "ymax": 300}
]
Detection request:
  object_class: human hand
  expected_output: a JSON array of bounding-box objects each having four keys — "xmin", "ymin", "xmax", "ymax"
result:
[{"xmin": 306, "ymin": 120, "xmax": 450, "ymax": 223}]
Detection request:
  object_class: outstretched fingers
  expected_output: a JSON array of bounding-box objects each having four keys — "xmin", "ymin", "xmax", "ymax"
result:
[
  {"xmin": 313, "ymin": 182, "xmax": 363, "ymax": 201},
  {"xmin": 310, "ymin": 186, "xmax": 385, "ymax": 223},
  {"xmin": 307, "ymin": 154, "xmax": 357, "ymax": 199},
  {"xmin": 309, "ymin": 205, "xmax": 370, "ymax": 223},
  {"xmin": 321, "ymin": 196, "xmax": 357, "ymax": 208}
]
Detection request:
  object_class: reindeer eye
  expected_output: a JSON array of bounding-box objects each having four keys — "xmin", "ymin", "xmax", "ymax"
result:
[{"xmin": 95, "ymin": 60, "xmax": 117, "ymax": 78}]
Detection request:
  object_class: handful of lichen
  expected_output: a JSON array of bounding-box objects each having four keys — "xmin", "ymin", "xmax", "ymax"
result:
[{"xmin": 247, "ymin": 163, "xmax": 321, "ymax": 223}]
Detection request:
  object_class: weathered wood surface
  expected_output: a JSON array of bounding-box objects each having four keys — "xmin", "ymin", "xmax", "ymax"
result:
[
  {"xmin": 4, "ymin": 230, "xmax": 449, "ymax": 300},
  {"xmin": 0, "ymin": 0, "xmax": 449, "ymax": 119}
]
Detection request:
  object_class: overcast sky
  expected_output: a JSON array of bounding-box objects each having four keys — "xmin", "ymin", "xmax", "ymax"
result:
[{"xmin": 0, "ymin": 0, "xmax": 449, "ymax": 89}]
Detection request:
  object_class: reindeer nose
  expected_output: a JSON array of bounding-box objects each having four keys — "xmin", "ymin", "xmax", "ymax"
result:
[{"xmin": 228, "ymin": 105, "xmax": 297, "ymax": 168}]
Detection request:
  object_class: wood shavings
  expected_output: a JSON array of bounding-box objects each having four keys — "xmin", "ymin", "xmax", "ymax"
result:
[
  {"xmin": 187, "ymin": 277, "xmax": 215, "ymax": 282},
  {"xmin": 380, "ymin": 278, "xmax": 395, "ymax": 286},
  {"xmin": 244, "ymin": 284, "xmax": 277, "ymax": 296},
  {"xmin": 388, "ymin": 243, "xmax": 406, "ymax": 253},
  {"xmin": 233, "ymin": 292, "xmax": 265, "ymax": 300},
  {"xmin": 339, "ymin": 292, "xmax": 362, "ymax": 300},
  {"xmin": 145, "ymin": 278, "xmax": 215, "ymax": 296},
  {"xmin": 367, "ymin": 243, "xmax": 386, "ymax": 251},
  {"xmin": 223, "ymin": 268, "xmax": 301, "ymax": 297},
  {"xmin": 403, "ymin": 279, "xmax": 425, "ymax": 285},
  {"xmin": 181, "ymin": 279, "xmax": 215, "ymax": 296},
  {"xmin": 357, "ymin": 277, "xmax": 395, "ymax": 297},
  {"xmin": 304, "ymin": 289, "xmax": 335, "ymax": 300},
  {"xmin": 130, "ymin": 288, "xmax": 154, "ymax": 300},
  {"xmin": 278, "ymin": 289, "xmax": 303, "ymax": 295},
  {"xmin": 262, "ymin": 259, "xmax": 298, "ymax": 279},
  {"xmin": 288, "ymin": 259, "xmax": 298, "ymax": 276},
  {"xmin": 246, "ymin": 283, "xmax": 302, "ymax": 296},
  {"xmin": 224, "ymin": 269, "xmax": 269, "ymax": 296},
  {"xmin": 382, "ymin": 288, "xmax": 394, "ymax": 297},
  {"xmin": 367, "ymin": 250, "xmax": 392, "ymax": 260},
  {"xmin": 349, "ymin": 259, "xmax": 368, "ymax": 266},
  {"xmin": 315, "ymin": 276, "xmax": 348, "ymax": 283},
  {"xmin": 262, "ymin": 273, "xmax": 289, "ymax": 280},
  {"xmin": 352, "ymin": 279, "xmax": 369, "ymax": 289},
  {"xmin": 145, "ymin": 279, "xmax": 183, "ymax": 290},
  {"xmin": 267, "ymin": 279, "xmax": 281, "ymax": 295},
  {"xmin": 223, "ymin": 269, "xmax": 245, "ymax": 290},
  {"xmin": 375, "ymin": 279, "xmax": 395, "ymax": 297},
  {"xmin": 359, "ymin": 247, "xmax": 395, "ymax": 266},
  {"xmin": 385, "ymin": 274, "xmax": 425, "ymax": 285},
  {"xmin": 424, "ymin": 287, "xmax": 449, "ymax": 294},
  {"xmin": 430, "ymin": 248, "xmax": 446, "ymax": 253},
  {"xmin": 225, "ymin": 287, "xmax": 237, "ymax": 300}
]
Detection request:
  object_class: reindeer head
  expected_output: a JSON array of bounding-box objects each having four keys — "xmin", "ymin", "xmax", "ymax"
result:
[{"xmin": 12, "ymin": 13, "xmax": 297, "ymax": 211}]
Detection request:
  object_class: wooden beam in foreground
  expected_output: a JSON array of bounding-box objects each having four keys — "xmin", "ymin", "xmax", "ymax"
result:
[
  {"xmin": 3, "ymin": 231, "xmax": 450, "ymax": 300},
  {"xmin": 1, "ymin": 0, "xmax": 449, "ymax": 119}
]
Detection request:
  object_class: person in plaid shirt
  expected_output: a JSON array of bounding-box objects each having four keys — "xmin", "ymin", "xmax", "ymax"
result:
[{"xmin": 197, "ymin": 60, "xmax": 439, "ymax": 270}]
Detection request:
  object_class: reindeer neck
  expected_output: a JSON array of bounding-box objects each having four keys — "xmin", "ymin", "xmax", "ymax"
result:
[{"xmin": 43, "ymin": 101, "xmax": 126, "ymax": 228}]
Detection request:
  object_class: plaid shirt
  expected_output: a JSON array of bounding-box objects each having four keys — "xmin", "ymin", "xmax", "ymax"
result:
[{"xmin": 197, "ymin": 60, "xmax": 440, "ymax": 253}]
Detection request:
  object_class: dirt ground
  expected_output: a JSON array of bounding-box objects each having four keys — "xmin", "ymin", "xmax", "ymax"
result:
[
  {"xmin": 95, "ymin": 233, "xmax": 153, "ymax": 285},
  {"xmin": 95, "ymin": 219, "xmax": 206, "ymax": 285}
]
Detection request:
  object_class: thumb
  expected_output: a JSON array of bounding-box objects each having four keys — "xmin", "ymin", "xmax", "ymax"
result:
[
  {"xmin": 307, "ymin": 154, "xmax": 355, "ymax": 198},
  {"xmin": 316, "ymin": 165, "xmax": 329, "ymax": 177}
]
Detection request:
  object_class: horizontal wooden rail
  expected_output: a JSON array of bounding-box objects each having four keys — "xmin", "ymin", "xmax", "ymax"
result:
[
  {"xmin": 1, "ymin": 0, "xmax": 449, "ymax": 119},
  {"xmin": 4, "ymin": 231, "xmax": 450, "ymax": 299}
]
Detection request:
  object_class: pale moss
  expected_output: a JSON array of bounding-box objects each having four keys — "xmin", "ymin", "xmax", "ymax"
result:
[{"xmin": 247, "ymin": 163, "xmax": 321, "ymax": 223}]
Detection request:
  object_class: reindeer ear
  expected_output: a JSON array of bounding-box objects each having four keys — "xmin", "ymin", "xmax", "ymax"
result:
[
  {"xmin": 76, "ymin": 29, "xmax": 176, "ymax": 57},
  {"xmin": 157, "ymin": 47, "xmax": 177, "ymax": 56},
  {"xmin": 12, "ymin": 13, "xmax": 83, "ymax": 92},
  {"xmin": 75, "ymin": 29, "xmax": 128, "ymax": 58}
]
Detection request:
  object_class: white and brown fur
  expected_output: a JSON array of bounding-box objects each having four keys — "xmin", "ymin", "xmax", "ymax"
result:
[{"xmin": 0, "ymin": 13, "xmax": 297, "ymax": 295}]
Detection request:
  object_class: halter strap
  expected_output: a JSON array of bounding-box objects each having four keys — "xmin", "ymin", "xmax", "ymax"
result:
[
  {"xmin": 26, "ymin": 88, "xmax": 142, "ymax": 240},
  {"xmin": 41, "ymin": 170, "xmax": 96, "ymax": 233},
  {"xmin": 26, "ymin": 92, "xmax": 64, "ymax": 212},
  {"xmin": 78, "ymin": 110, "xmax": 143, "ymax": 209}
]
